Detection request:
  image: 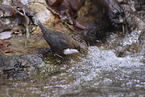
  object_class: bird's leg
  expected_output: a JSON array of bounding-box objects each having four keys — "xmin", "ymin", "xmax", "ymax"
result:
[{"xmin": 54, "ymin": 53, "xmax": 64, "ymax": 59}]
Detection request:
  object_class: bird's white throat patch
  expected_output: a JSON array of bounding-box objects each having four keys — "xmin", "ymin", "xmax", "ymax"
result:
[{"xmin": 64, "ymin": 49, "xmax": 79, "ymax": 55}]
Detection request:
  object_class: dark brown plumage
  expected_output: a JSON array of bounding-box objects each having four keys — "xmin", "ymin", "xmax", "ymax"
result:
[{"xmin": 37, "ymin": 21, "xmax": 83, "ymax": 55}]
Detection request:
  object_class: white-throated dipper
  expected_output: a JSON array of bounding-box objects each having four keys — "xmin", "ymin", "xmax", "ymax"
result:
[{"xmin": 37, "ymin": 21, "xmax": 83, "ymax": 56}]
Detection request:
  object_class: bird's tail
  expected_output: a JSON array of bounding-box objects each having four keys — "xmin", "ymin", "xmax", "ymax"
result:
[{"xmin": 37, "ymin": 21, "xmax": 48, "ymax": 35}]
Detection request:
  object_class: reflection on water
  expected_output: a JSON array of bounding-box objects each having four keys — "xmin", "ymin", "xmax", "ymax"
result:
[{"xmin": 0, "ymin": 46, "xmax": 145, "ymax": 97}]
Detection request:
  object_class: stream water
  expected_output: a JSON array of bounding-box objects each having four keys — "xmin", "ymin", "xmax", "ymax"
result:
[
  {"xmin": 0, "ymin": 0, "xmax": 145, "ymax": 97},
  {"xmin": 0, "ymin": 46, "xmax": 145, "ymax": 97}
]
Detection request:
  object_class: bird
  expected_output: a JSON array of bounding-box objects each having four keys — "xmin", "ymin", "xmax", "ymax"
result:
[{"xmin": 37, "ymin": 21, "xmax": 83, "ymax": 57}]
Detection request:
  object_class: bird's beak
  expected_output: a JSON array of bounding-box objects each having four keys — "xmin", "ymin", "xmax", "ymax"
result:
[{"xmin": 79, "ymin": 50, "xmax": 83, "ymax": 54}]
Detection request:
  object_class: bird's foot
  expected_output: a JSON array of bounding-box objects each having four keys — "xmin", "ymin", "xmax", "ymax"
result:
[{"xmin": 54, "ymin": 53, "xmax": 64, "ymax": 59}]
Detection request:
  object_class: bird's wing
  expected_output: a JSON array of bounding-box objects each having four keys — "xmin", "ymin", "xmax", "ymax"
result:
[{"xmin": 47, "ymin": 34, "xmax": 69, "ymax": 50}]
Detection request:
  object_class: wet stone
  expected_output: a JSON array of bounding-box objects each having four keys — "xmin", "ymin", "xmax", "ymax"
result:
[{"xmin": 0, "ymin": 54, "xmax": 44, "ymax": 80}]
